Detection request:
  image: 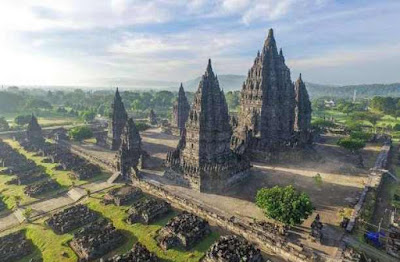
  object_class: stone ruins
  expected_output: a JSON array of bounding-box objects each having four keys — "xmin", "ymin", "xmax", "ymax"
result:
[
  {"xmin": 46, "ymin": 204, "xmax": 98, "ymax": 234},
  {"xmin": 26, "ymin": 114, "xmax": 45, "ymax": 146},
  {"xmin": 158, "ymin": 211, "xmax": 210, "ymax": 250},
  {"xmin": 171, "ymin": 83, "xmax": 190, "ymax": 135},
  {"xmin": 70, "ymin": 219, "xmax": 125, "ymax": 261},
  {"xmin": 0, "ymin": 140, "xmax": 46, "ymax": 185},
  {"xmin": 115, "ymin": 118, "xmax": 143, "ymax": 181},
  {"xmin": 126, "ymin": 197, "xmax": 171, "ymax": 224},
  {"xmin": 106, "ymin": 242, "xmax": 159, "ymax": 262},
  {"xmin": 310, "ymin": 214, "xmax": 323, "ymax": 243},
  {"xmin": 231, "ymin": 29, "xmax": 312, "ymax": 158},
  {"xmin": 24, "ymin": 178, "xmax": 59, "ymax": 197},
  {"xmin": 165, "ymin": 60, "xmax": 251, "ymax": 192},
  {"xmin": 204, "ymin": 235, "xmax": 264, "ymax": 262},
  {"xmin": 107, "ymin": 88, "xmax": 128, "ymax": 150},
  {"xmin": 0, "ymin": 231, "xmax": 33, "ymax": 262},
  {"xmin": 103, "ymin": 186, "xmax": 143, "ymax": 206},
  {"xmin": 148, "ymin": 109, "xmax": 157, "ymax": 125}
]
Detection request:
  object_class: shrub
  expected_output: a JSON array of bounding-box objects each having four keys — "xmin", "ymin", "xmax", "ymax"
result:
[
  {"xmin": 68, "ymin": 126, "xmax": 93, "ymax": 141},
  {"xmin": 255, "ymin": 185, "xmax": 313, "ymax": 225}
]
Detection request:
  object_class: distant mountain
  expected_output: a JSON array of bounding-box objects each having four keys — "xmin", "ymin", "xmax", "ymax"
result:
[{"xmin": 183, "ymin": 74, "xmax": 246, "ymax": 92}]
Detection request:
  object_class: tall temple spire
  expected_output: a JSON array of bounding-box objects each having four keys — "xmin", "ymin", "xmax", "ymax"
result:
[
  {"xmin": 294, "ymin": 73, "xmax": 312, "ymax": 144},
  {"xmin": 234, "ymin": 28, "xmax": 298, "ymax": 152},
  {"xmin": 205, "ymin": 58, "xmax": 214, "ymax": 77},
  {"xmin": 263, "ymin": 28, "xmax": 278, "ymax": 54},
  {"xmin": 172, "ymin": 83, "xmax": 190, "ymax": 134},
  {"xmin": 107, "ymin": 88, "xmax": 128, "ymax": 150},
  {"xmin": 26, "ymin": 113, "xmax": 44, "ymax": 145},
  {"xmin": 165, "ymin": 59, "xmax": 250, "ymax": 192},
  {"xmin": 116, "ymin": 117, "xmax": 142, "ymax": 181}
]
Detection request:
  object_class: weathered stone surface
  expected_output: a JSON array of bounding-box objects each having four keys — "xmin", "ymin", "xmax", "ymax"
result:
[
  {"xmin": 171, "ymin": 83, "xmax": 190, "ymax": 135},
  {"xmin": 70, "ymin": 219, "xmax": 125, "ymax": 261},
  {"xmin": 148, "ymin": 109, "xmax": 157, "ymax": 125},
  {"xmin": 115, "ymin": 118, "xmax": 142, "ymax": 181},
  {"xmin": 158, "ymin": 211, "xmax": 210, "ymax": 250},
  {"xmin": 26, "ymin": 114, "xmax": 45, "ymax": 146},
  {"xmin": 232, "ymin": 29, "xmax": 312, "ymax": 155},
  {"xmin": 204, "ymin": 235, "xmax": 264, "ymax": 262},
  {"xmin": 165, "ymin": 60, "xmax": 250, "ymax": 192},
  {"xmin": 107, "ymin": 242, "xmax": 159, "ymax": 262},
  {"xmin": 310, "ymin": 214, "xmax": 323, "ymax": 243},
  {"xmin": 24, "ymin": 178, "xmax": 60, "ymax": 197},
  {"xmin": 0, "ymin": 231, "xmax": 33, "ymax": 262},
  {"xmin": 107, "ymin": 88, "xmax": 128, "ymax": 150},
  {"xmin": 104, "ymin": 186, "xmax": 142, "ymax": 206},
  {"xmin": 126, "ymin": 197, "xmax": 171, "ymax": 224},
  {"xmin": 46, "ymin": 204, "xmax": 98, "ymax": 234}
]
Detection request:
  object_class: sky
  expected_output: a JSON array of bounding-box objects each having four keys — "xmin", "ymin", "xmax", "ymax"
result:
[{"xmin": 0, "ymin": 0, "xmax": 399, "ymax": 87}]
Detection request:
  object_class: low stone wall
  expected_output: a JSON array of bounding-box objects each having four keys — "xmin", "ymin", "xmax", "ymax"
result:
[{"xmin": 346, "ymin": 141, "xmax": 392, "ymax": 232}]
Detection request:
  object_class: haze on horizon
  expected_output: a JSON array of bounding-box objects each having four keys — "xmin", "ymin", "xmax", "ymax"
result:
[{"xmin": 0, "ymin": 0, "xmax": 399, "ymax": 88}]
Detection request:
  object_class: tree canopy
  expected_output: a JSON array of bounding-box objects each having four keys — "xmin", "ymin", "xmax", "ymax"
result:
[
  {"xmin": 255, "ymin": 185, "xmax": 313, "ymax": 225},
  {"xmin": 337, "ymin": 138, "xmax": 366, "ymax": 153},
  {"xmin": 68, "ymin": 126, "xmax": 93, "ymax": 141}
]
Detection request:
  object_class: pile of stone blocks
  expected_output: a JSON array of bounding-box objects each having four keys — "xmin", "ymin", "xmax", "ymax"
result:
[
  {"xmin": 158, "ymin": 212, "xmax": 210, "ymax": 250},
  {"xmin": 104, "ymin": 186, "xmax": 142, "ymax": 206},
  {"xmin": 24, "ymin": 178, "xmax": 59, "ymax": 197},
  {"xmin": 126, "ymin": 197, "xmax": 171, "ymax": 225},
  {"xmin": 106, "ymin": 242, "xmax": 159, "ymax": 262},
  {"xmin": 46, "ymin": 204, "xmax": 98, "ymax": 234},
  {"xmin": 70, "ymin": 219, "xmax": 125, "ymax": 261},
  {"xmin": 0, "ymin": 231, "xmax": 33, "ymax": 262},
  {"xmin": 204, "ymin": 235, "xmax": 264, "ymax": 262}
]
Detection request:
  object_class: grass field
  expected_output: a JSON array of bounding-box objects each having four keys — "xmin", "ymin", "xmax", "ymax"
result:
[
  {"xmin": 3, "ymin": 188, "xmax": 219, "ymax": 262},
  {"xmin": 0, "ymin": 139, "xmax": 108, "ymax": 209}
]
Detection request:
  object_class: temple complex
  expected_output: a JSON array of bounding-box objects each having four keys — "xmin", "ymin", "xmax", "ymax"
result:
[
  {"xmin": 232, "ymin": 29, "xmax": 312, "ymax": 156},
  {"xmin": 165, "ymin": 60, "xmax": 250, "ymax": 192},
  {"xmin": 171, "ymin": 83, "xmax": 190, "ymax": 135},
  {"xmin": 115, "ymin": 118, "xmax": 142, "ymax": 181},
  {"xmin": 107, "ymin": 88, "xmax": 128, "ymax": 150},
  {"xmin": 26, "ymin": 114, "xmax": 44, "ymax": 145}
]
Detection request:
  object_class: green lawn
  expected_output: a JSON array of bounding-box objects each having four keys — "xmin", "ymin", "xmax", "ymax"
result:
[{"xmin": 2, "ymin": 188, "xmax": 219, "ymax": 262}]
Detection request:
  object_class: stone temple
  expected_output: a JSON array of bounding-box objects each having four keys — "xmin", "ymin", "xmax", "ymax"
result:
[
  {"xmin": 294, "ymin": 74, "xmax": 312, "ymax": 145},
  {"xmin": 165, "ymin": 59, "xmax": 250, "ymax": 192},
  {"xmin": 232, "ymin": 28, "xmax": 312, "ymax": 157},
  {"xmin": 26, "ymin": 114, "xmax": 44, "ymax": 145},
  {"xmin": 115, "ymin": 118, "xmax": 142, "ymax": 181},
  {"xmin": 171, "ymin": 83, "xmax": 190, "ymax": 135},
  {"xmin": 107, "ymin": 88, "xmax": 128, "ymax": 150}
]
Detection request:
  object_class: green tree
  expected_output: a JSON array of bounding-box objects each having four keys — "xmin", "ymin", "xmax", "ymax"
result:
[
  {"xmin": 81, "ymin": 111, "xmax": 96, "ymax": 123},
  {"xmin": 350, "ymin": 131, "xmax": 372, "ymax": 141},
  {"xmin": 0, "ymin": 117, "xmax": 9, "ymax": 131},
  {"xmin": 255, "ymin": 185, "xmax": 313, "ymax": 225},
  {"xmin": 337, "ymin": 138, "xmax": 366, "ymax": 153},
  {"xmin": 68, "ymin": 126, "xmax": 93, "ymax": 141}
]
